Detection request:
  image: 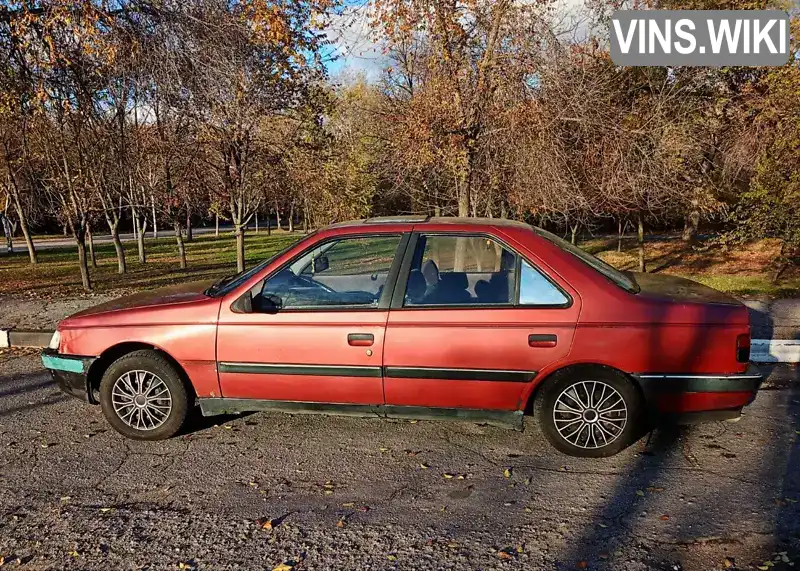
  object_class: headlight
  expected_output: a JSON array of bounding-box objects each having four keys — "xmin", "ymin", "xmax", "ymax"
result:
[{"xmin": 49, "ymin": 330, "xmax": 61, "ymax": 351}]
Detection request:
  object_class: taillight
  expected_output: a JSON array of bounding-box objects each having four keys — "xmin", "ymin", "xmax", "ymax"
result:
[{"xmin": 736, "ymin": 333, "xmax": 751, "ymax": 363}]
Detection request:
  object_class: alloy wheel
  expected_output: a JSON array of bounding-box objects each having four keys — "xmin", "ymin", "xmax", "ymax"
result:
[
  {"xmin": 552, "ymin": 380, "xmax": 628, "ymax": 449},
  {"xmin": 111, "ymin": 369, "xmax": 173, "ymax": 431}
]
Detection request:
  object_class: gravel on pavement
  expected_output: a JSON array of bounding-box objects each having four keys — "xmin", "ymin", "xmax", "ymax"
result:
[{"xmin": 1, "ymin": 354, "xmax": 800, "ymax": 570}]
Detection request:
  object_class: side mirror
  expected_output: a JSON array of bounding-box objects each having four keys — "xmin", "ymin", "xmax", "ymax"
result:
[
  {"xmin": 313, "ymin": 255, "xmax": 329, "ymax": 273},
  {"xmin": 254, "ymin": 293, "xmax": 283, "ymax": 314}
]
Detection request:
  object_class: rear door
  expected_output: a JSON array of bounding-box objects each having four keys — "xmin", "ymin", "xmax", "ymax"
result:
[
  {"xmin": 216, "ymin": 233, "xmax": 407, "ymax": 405},
  {"xmin": 383, "ymin": 231, "xmax": 580, "ymax": 411}
]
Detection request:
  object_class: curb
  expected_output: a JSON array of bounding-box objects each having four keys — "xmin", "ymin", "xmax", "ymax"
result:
[
  {"xmin": 0, "ymin": 329, "xmax": 54, "ymax": 349},
  {"xmin": 751, "ymin": 340, "xmax": 800, "ymax": 364}
]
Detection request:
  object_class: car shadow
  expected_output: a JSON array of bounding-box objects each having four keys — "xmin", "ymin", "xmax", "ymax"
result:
[
  {"xmin": 179, "ymin": 407, "xmax": 256, "ymax": 436},
  {"xmin": 554, "ymin": 293, "xmax": 750, "ymax": 569}
]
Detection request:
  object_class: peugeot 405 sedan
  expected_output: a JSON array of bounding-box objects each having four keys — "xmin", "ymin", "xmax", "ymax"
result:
[{"xmin": 42, "ymin": 216, "xmax": 761, "ymax": 457}]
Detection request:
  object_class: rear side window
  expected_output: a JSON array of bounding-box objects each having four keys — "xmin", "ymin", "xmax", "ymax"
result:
[
  {"xmin": 402, "ymin": 234, "xmax": 568, "ymax": 307},
  {"xmin": 519, "ymin": 260, "xmax": 569, "ymax": 305}
]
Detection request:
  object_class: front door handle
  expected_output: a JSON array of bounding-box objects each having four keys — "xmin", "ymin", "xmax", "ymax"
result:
[
  {"xmin": 348, "ymin": 333, "xmax": 374, "ymax": 347},
  {"xmin": 529, "ymin": 334, "xmax": 557, "ymax": 348}
]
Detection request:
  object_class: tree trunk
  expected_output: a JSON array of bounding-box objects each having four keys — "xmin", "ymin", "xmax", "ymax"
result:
[
  {"xmin": 457, "ymin": 185, "xmax": 469, "ymax": 217},
  {"xmin": 174, "ymin": 220, "xmax": 187, "ymax": 269},
  {"xmin": 288, "ymin": 202, "xmax": 294, "ymax": 233},
  {"xmin": 303, "ymin": 200, "xmax": 309, "ymax": 234},
  {"xmin": 255, "ymin": 212, "xmax": 259, "ymax": 234},
  {"xmin": 215, "ymin": 211, "xmax": 219, "ymax": 237},
  {"xmin": 682, "ymin": 208, "xmax": 700, "ymax": 244},
  {"xmin": 63, "ymin": 223, "xmax": 68, "ymax": 236},
  {"xmin": 87, "ymin": 224, "xmax": 97, "ymax": 268},
  {"xmin": 185, "ymin": 208, "xmax": 193, "ymax": 242},
  {"xmin": 11, "ymin": 197, "xmax": 36, "ymax": 264},
  {"xmin": 570, "ymin": 223, "xmax": 579, "ymax": 245},
  {"xmin": 111, "ymin": 225, "xmax": 126, "ymax": 274},
  {"xmin": 1, "ymin": 213, "xmax": 12, "ymax": 253},
  {"xmin": 235, "ymin": 225, "xmax": 245, "ymax": 273},
  {"xmin": 266, "ymin": 211, "xmax": 271, "ymax": 236},
  {"xmin": 617, "ymin": 218, "xmax": 624, "ymax": 252},
  {"xmin": 275, "ymin": 201, "xmax": 282, "ymax": 230},
  {"xmin": 637, "ymin": 213, "xmax": 646, "ymax": 273},
  {"xmin": 100, "ymin": 193, "xmax": 126, "ymax": 274},
  {"xmin": 76, "ymin": 232, "xmax": 92, "ymax": 291},
  {"xmin": 151, "ymin": 194, "xmax": 158, "ymax": 239},
  {"xmin": 133, "ymin": 208, "xmax": 146, "ymax": 264}
]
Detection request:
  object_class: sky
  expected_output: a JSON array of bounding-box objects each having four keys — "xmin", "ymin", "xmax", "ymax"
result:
[
  {"xmin": 322, "ymin": 0, "xmax": 594, "ymax": 82},
  {"xmin": 323, "ymin": 2, "xmax": 386, "ymax": 81}
]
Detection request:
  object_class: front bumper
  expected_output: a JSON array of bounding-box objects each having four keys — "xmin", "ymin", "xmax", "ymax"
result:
[
  {"xmin": 41, "ymin": 349, "xmax": 97, "ymax": 403},
  {"xmin": 634, "ymin": 364, "xmax": 763, "ymax": 421}
]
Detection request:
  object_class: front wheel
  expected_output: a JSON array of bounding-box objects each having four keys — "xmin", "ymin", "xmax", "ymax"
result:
[
  {"xmin": 99, "ymin": 350, "xmax": 189, "ymax": 441},
  {"xmin": 535, "ymin": 367, "xmax": 645, "ymax": 458}
]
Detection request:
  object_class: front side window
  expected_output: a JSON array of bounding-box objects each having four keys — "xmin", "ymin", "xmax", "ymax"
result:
[
  {"xmin": 259, "ymin": 235, "xmax": 402, "ymax": 309},
  {"xmin": 404, "ymin": 235, "xmax": 517, "ymax": 306}
]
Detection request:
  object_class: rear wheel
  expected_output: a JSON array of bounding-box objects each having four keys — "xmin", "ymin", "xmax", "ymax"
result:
[
  {"xmin": 535, "ymin": 367, "xmax": 644, "ymax": 457},
  {"xmin": 99, "ymin": 350, "xmax": 189, "ymax": 440}
]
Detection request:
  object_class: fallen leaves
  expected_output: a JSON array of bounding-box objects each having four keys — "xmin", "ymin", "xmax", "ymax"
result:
[
  {"xmin": 503, "ymin": 468, "xmax": 512, "ymax": 478},
  {"xmin": 272, "ymin": 563, "xmax": 294, "ymax": 571},
  {"xmin": 723, "ymin": 557, "xmax": 735, "ymax": 568},
  {"xmin": 635, "ymin": 490, "xmax": 645, "ymax": 497},
  {"xmin": 419, "ymin": 463, "xmax": 430, "ymax": 469},
  {"xmin": 659, "ymin": 514, "xmax": 670, "ymax": 521}
]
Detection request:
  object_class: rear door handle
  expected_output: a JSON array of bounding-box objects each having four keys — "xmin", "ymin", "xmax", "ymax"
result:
[
  {"xmin": 348, "ymin": 333, "xmax": 374, "ymax": 347},
  {"xmin": 529, "ymin": 334, "xmax": 557, "ymax": 348}
]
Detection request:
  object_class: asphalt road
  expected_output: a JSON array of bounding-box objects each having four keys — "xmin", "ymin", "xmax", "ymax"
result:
[{"xmin": 1, "ymin": 354, "xmax": 799, "ymax": 570}]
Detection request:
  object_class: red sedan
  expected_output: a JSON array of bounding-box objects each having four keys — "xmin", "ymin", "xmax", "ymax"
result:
[{"xmin": 41, "ymin": 217, "xmax": 761, "ymax": 457}]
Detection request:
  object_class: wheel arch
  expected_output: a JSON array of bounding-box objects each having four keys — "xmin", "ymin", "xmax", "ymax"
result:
[
  {"xmin": 86, "ymin": 342, "xmax": 196, "ymax": 404},
  {"xmin": 524, "ymin": 362, "xmax": 645, "ymax": 415}
]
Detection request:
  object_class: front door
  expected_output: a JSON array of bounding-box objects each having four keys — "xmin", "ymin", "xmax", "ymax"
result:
[
  {"xmin": 216, "ymin": 233, "xmax": 406, "ymax": 405},
  {"xmin": 383, "ymin": 232, "xmax": 581, "ymax": 411}
]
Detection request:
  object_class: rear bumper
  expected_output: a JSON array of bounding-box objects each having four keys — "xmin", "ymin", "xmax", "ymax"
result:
[
  {"xmin": 41, "ymin": 349, "xmax": 97, "ymax": 403},
  {"xmin": 634, "ymin": 364, "xmax": 763, "ymax": 418}
]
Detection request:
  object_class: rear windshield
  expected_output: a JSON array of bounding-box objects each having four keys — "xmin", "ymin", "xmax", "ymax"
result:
[{"xmin": 533, "ymin": 227, "xmax": 640, "ymax": 294}]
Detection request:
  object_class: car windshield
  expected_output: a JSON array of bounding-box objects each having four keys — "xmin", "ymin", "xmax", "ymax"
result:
[
  {"xmin": 205, "ymin": 232, "xmax": 317, "ymax": 297},
  {"xmin": 532, "ymin": 227, "xmax": 640, "ymax": 294}
]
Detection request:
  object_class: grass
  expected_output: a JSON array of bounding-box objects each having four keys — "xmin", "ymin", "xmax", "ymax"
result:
[
  {"xmin": 582, "ymin": 234, "xmax": 800, "ymax": 299},
  {"xmin": 0, "ymin": 229, "xmax": 798, "ymax": 299},
  {"xmin": 0, "ymin": 231, "xmax": 302, "ymax": 297}
]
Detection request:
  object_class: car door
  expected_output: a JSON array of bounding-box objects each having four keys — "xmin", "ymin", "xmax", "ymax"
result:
[
  {"xmin": 383, "ymin": 232, "xmax": 581, "ymax": 411},
  {"xmin": 216, "ymin": 233, "xmax": 407, "ymax": 405}
]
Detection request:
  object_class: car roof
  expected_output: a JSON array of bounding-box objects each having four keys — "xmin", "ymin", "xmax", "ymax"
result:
[{"xmin": 327, "ymin": 216, "xmax": 532, "ymax": 231}]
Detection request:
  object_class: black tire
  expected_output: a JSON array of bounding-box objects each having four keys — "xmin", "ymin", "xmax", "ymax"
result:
[
  {"xmin": 535, "ymin": 366, "xmax": 645, "ymax": 458},
  {"xmin": 99, "ymin": 350, "xmax": 189, "ymax": 441}
]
